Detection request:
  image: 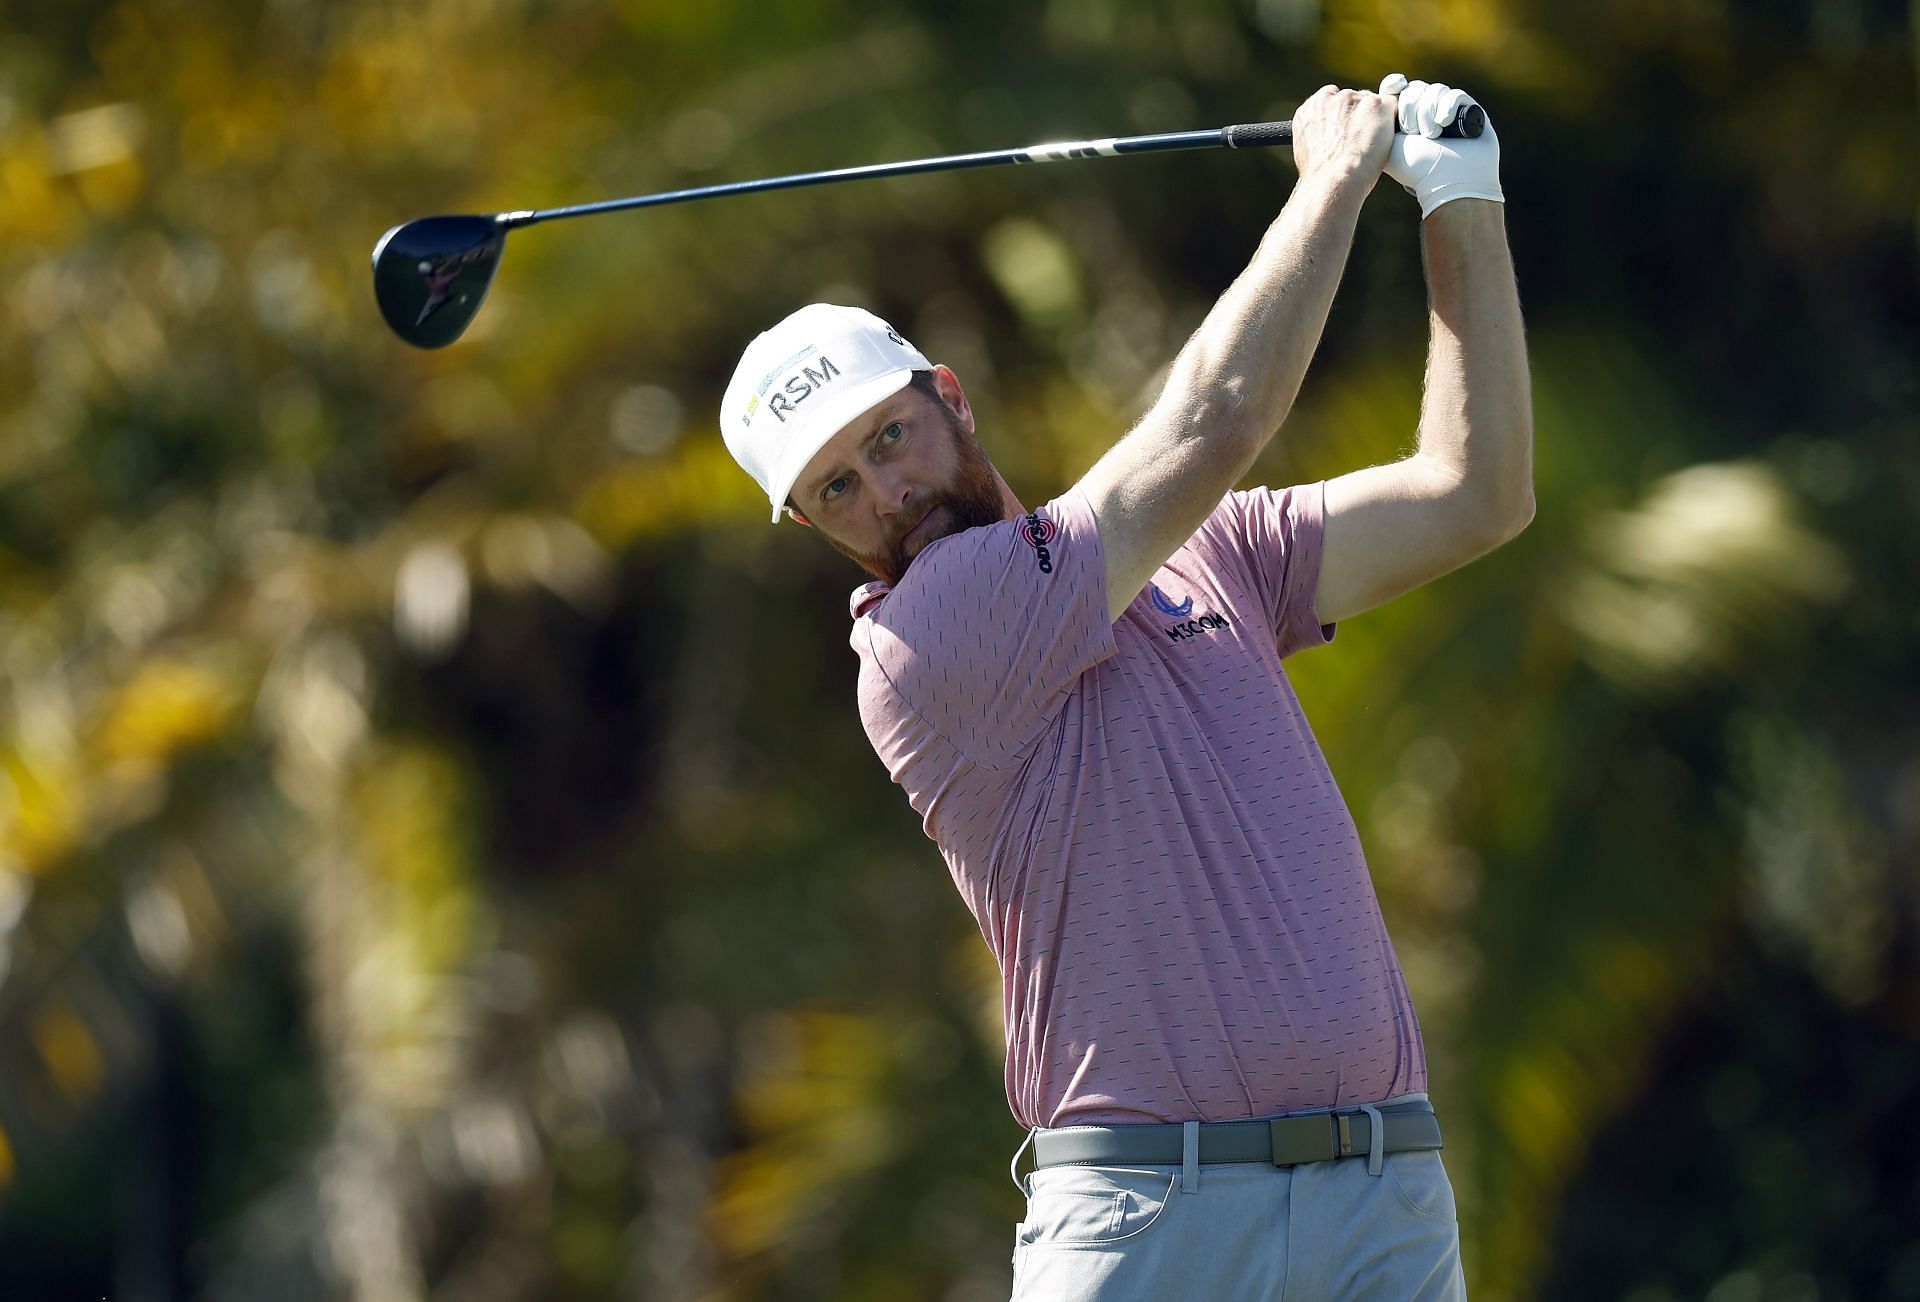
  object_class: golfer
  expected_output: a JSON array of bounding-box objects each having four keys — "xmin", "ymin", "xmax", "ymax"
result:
[{"xmin": 719, "ymin": 74, "xmax": 1530, "ymax": 1300}]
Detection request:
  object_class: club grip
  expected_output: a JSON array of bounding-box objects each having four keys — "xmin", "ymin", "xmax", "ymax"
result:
[
  {"xmin": 1223, "ymin": 102, "xmax": 1484, "ymax": 150},
  {"xmin": 1222, "ymin": 120, "xmax": 1294, "ymax": 149}
]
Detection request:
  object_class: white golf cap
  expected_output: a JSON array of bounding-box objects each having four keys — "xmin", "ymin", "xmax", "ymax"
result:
[{"xmin": 720, "ymin": 303, "xmax": 932, "ymax": 522}]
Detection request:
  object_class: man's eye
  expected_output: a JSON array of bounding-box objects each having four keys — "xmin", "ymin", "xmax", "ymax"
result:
[
  {"xmin": 881, "ymin": 422, "xmax": 904, "ymax": 443},
  {"xmin": 824, "ymin": 476, "xmax": 850, "ymax": 500}
]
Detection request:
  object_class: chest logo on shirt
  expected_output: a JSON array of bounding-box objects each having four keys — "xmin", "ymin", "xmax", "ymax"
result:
[
  {"xmin": 1150, "ymin": 584, "xmax": 1193, "ymax": 617},
  {"xmin": 1151, "ymin": 583, "xmax": 1231, "ymax": 643},
  {"xmin": 1020, "ymin": 513, "xmax": 1056, "ymax": 574}
]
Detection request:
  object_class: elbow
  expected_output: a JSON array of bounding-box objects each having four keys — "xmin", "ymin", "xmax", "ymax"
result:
[
  {"xmin": 1460, "ymin": 480, "xmax": 1534, "ymax": 556},
  {"xmin": 1482, "ymin": 439, "xmax": 1536, "ymax": 546},
  {"xmin": 1503, "ymin": 485, "xmax": 1536, "ymax": 541}
]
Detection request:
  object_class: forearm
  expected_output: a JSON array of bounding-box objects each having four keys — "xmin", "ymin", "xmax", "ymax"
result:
[
  {"xmin": 1153, "ymin": 167, "xmax": 1374, "ymax": 467},
  {"xmin": 1077, "ymin": 85, "xmax": 1393, "ymax": 618},
  {"xmin": 1415, "ymin": 199, "xmax": 1534, "ymax": 533}
]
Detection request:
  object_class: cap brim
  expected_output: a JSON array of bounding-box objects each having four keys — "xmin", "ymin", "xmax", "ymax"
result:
[{"xmin": 762, "ymin": 367, "xmax": 917, "ymax": 522}]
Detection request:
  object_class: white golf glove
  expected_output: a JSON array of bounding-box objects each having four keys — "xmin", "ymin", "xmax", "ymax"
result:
[{"xmin": 1379, "ymin": 73, "xmax": 1503, "ymax": 217}]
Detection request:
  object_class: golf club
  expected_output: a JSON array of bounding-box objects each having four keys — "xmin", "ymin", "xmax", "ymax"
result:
[{"xmin": 372, "ymin": 106, "xmax": 1484, "ymax": 349}]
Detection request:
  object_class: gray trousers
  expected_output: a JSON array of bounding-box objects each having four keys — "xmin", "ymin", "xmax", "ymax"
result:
[{"xmin": 1009, "ymin": 1113, "xmax": 1466, "ymax": 1300}]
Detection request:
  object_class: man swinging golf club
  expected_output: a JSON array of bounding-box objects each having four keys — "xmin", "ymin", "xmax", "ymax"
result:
[{"xmin": 720, "ymin": 74, "xmax": 1531, "ymax": 1300}]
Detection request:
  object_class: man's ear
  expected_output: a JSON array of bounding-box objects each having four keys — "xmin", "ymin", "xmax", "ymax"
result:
[{"xmin": 930, "ymin": 364, "xmax": 974, "ymax": 434}]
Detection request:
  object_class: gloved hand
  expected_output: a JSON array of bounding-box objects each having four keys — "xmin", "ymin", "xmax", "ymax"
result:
[{"xmin": 1379, "ymin": 73, "xmax": 1503, "ymax": 218}]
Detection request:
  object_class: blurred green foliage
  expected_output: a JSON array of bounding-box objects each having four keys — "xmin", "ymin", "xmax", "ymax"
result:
[{"xmin": 0, "ymin": 1, "xmax": 1915, "ymax": 1299}]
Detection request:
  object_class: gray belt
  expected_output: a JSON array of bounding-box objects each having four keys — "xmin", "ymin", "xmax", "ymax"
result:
[{"xmin": 1031, "ymin": 1099, "xmax": 1442, "ymax": 1169}]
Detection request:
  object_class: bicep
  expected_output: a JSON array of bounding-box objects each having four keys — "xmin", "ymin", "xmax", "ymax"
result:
[
  {"xmin": 1078, "ymin": 404, "xmax": 1262, "ymax": 621},
  {"xmin": 1316, "ymin": 453, "xmax": 1525, "ymax": 624}
]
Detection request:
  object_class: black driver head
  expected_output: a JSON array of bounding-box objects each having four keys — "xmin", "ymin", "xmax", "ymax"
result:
[{"xmin": 372, "ymin": 215, "xmax": 508, "ymax": 349}]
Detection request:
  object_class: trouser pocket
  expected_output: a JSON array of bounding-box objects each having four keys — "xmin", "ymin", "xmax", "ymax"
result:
[{"xmin": 1017, "ymin": 1167, "xmax": 1179, "ymax": 1249}]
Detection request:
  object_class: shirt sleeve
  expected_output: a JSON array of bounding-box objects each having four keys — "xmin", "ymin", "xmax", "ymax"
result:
[
  {"xmin": 858, "ymin": 488, "xmax": 1117, "ymax": 770},
  {"xmin": 1207, "ymin": 482, "xmax": 1337, "ymax": 659}
]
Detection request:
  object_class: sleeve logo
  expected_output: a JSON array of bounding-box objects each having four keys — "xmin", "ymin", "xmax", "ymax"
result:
[{"xmin": 1020, "ymin": 514, "xmax": 1056, "ymax": 574}]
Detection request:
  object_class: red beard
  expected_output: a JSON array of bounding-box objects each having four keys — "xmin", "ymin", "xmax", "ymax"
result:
[{"xmin": 828, "ymin": 414, "xmax": 1006, "ymax": 585}]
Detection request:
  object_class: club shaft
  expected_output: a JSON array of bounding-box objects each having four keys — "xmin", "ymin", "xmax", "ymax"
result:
[{"xmin": 505, "ymin": 126, "xmax": 1264, "ymax": 229}]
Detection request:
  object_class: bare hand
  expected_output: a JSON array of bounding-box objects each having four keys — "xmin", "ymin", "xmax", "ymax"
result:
[{"xmin": 1289, "ymin": 84, "xmax": 1396, "ymax": 185}]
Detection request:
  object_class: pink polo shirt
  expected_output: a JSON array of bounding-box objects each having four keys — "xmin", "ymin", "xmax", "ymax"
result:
[{"xmin": 849, "ymin": 484, "xmax": 1426, "ymax": 1129}]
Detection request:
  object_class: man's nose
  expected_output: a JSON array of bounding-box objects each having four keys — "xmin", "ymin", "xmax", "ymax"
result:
[{"xmin": 871, "ymin": 467, "xmax": 914, "ymax": 517}]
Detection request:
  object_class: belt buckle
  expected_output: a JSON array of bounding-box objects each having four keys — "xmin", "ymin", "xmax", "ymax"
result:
[{"xmin": 1268, "ymin": 1114, "xmax": 1341, "ymax": 1166}]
